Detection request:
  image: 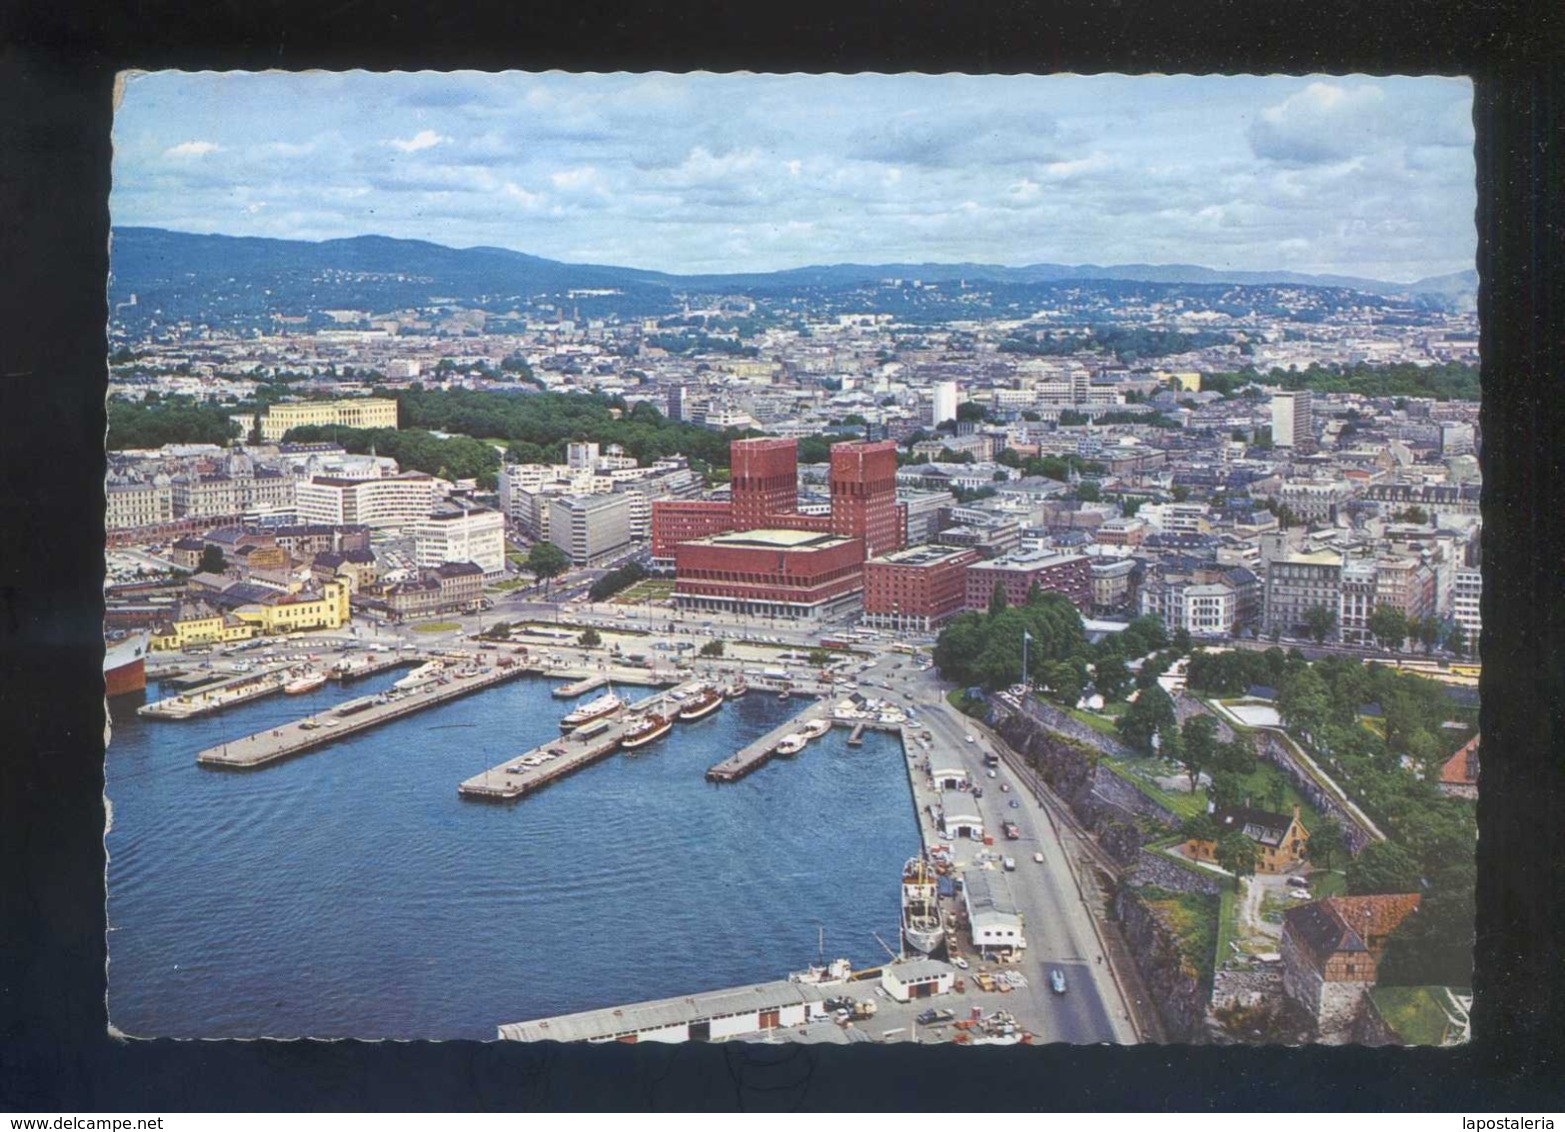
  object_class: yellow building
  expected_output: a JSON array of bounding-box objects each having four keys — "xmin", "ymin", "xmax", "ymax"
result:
[
  {"xmin": 232, "ymin": 581, "xmax": 351, "ymax": 634},
  {"xmin": 258, "ymin": 398, "xmax": 399, "ymax": 441},
  {"xmin": 149, "ymin": 611, "xmax": 258, "ymax": 651}
]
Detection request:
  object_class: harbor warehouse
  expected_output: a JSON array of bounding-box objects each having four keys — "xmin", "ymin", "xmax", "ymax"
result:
[
  {"xmin": 962, "ymin": 869, "xmax": 1027, "ymax": 955},
  {"xmin": 498, "ymin": 979, "xmax": 833, "ymax": 1044}
]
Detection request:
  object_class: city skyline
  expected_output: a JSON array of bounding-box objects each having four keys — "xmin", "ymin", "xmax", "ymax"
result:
[{"xmin": 111, "ymin": 71, "xmax": 1476, "ymax": 282}]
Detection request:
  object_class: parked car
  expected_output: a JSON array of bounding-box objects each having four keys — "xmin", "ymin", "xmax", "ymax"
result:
[
  {"xmin": 951, "ymin": 956, "xmax": 970, "ymax": 970},
  {"xmin": 1049, "ymin": 969, "xmax": 1067, "ymax": 995}
]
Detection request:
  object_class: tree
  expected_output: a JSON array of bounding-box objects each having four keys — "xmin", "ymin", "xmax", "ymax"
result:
[
  {"xmin": 1278, "ymin": 665, "xmax": 1331, "ymax": 744},
  {"xmin": 1117, "ymin": 684, "xmax": 1176, "ymax": 754},
  {"xmin": 1180, "ymin": 714, "xmax": 1221, "ymax": 792},
  {"xmin": 1075, "ymin": 481, "xmax": 1102, "ymax": 503},
  {"xmin": 1215, "ymin": 832, "xmax": 1259, "ymax": 886},
  {"xmin": 1181, "ymin": 813, "xmax": 1218, "ymax": 845},
  {"xmin": 527, "ymin": 541, "xmax": 570, "ymax": 584},
  {"xmin": 1093, "ymin": 656, "xmax": 1131, "ymax": 702},
  {"xmin": 1026, "ymin": 580, "xmax": 1044, "ymax": 606},
  {"xmin": 578, "ymin": 627, "xmax": 602, "ymax": 648},
  {"xmin": 197, "ymin": 545, "xmax": 227, "ymax": 574},
  {"xmin": 1369, "ymin": 604, "xmax": 1410, "ymax": 651},
  {"xmin": 1208, "ymin": 772, "xmax": 1246, "ymax": 811},
  {"xmin": 989, "ymin": 580, "xmax": 1009, "ymax": 617},
  {"xmin": 807, "ymin": 647, "xmax": 832, "ymax": 667},
  {"xmin": 1445, "ymin": 621, "xmax": 1469, "ymax": 659},
  {"xmin": 699, "ymin": 639, "xmax": 726, "ymax": 658},
  {"xmin": 1347, "ymin": 840, "xmax": 1421, "ymax": 895},
  {"xmin": 1303, "ymin": 604, "xmax": 1337, "ymax": 644},
  {"xmin": 1309, "ymin": 818, "xmax": 1347, "ymax": 871},
  {"xmin": 1414, "ymin": 615, "xmax": 1442, "ymax": 654},
  {"xmin": 1213, "ymin": 734, "xmax": 1259, "ymax": 778}
]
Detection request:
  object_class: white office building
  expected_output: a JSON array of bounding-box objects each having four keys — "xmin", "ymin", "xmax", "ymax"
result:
[
  {"xmin": 415, "ymin": 505, "xmax": 506, "ymax": 579},
  {"xmin": 930, "ymin": 381, "xmax": 959, "ymax": 428},
  {"xmin": 1271, "ymin": 390, "xmax": 1314, "ymax": 450}
]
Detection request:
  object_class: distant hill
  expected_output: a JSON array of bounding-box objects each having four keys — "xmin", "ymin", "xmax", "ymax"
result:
[{"xmin": 108, "ymin": 226, "xmax": 1476, "ymax": 324}]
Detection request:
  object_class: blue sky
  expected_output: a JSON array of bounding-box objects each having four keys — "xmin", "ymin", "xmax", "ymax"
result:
[{"xmin": 111, "ymin": 72, "xmax": 1475, "ymax": 282}]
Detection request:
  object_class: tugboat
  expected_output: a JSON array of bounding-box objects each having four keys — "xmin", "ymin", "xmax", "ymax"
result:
[
  {"xmin": 677, "ymin": 685, "xmax": 724, "ymax": 722},
  {"xmin": 561, "ymin": 689, "xmax": 623, "ymax": 731},
  {"xmin": 900, "ymin": 856, "xmax": 945, "ymax": 956},
  {"xmin": 726, "ymin": 680, "xmax": 749, "ymax": 699},
  {"xmin": 619, "ymin": 712, "xmax": 673, "ymax": 751}
]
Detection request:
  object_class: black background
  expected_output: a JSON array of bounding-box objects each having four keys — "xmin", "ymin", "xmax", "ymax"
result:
[{"xmin": 2, "ymin": 0, "xmax": 1561, "ymax": 1112}]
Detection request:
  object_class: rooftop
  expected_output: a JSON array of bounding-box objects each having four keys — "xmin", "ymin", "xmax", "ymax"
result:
[{"xmin": 703, "ymin": 528, "xmax": 852, "ymax": 551}]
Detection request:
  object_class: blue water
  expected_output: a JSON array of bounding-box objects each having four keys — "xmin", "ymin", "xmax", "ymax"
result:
[{"xmin": 105, "ymin": 676, "xmax": 921, "ymax": 1039}]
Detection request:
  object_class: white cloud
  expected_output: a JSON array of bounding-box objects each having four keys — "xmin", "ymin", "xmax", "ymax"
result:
[
  {"xmin": 163, "ymin": 140, "xmax": 220, "ymax": 158},
  {"xmin": 387, "ymin": 129, "xmax": 448, "ymax": 153}
]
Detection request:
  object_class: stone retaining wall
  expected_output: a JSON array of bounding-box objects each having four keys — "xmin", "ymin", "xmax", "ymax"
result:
[
  {"xmin": 1113, "ymin": 886, "xmax": 1212, "ymax": 1042},
  {"xmin": 1131, "ymin": 847, "xmax": 1225, "ymax": 895}
]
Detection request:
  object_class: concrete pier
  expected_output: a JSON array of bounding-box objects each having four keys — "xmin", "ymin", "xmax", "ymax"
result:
[
  {"xmin": 553, "ymin": 674, "xmax": 608, "ymax": 698},
  {"xmin": 195, "ymin": 662, "xmax": 532, "ymax": 768},
  {"xmin": 458, "ymin": 681, "xmax": 703, "ymax": 801},
  {"xmin": 704, "ymin": 699, "xmax": 831, "ymax": 783},
  {"xmin": 139, "ymin": 665, "xmax": 293, "ymax": 720},
  {"xmin": 331, "ymin": 652, "xmax": 418, "ymax": 682}
]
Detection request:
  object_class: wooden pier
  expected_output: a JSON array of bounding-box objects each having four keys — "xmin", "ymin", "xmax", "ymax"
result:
[
  {"xmin": 195, "ymin": 662, "xmax": 532, "ymax": 769},
  {"xmin": 847, "ymin": 722, "xmax": 867, "ymax": 746},
  {"xmin": 458, "ymin": 681, "xmax": 703, "ymax": 801}
]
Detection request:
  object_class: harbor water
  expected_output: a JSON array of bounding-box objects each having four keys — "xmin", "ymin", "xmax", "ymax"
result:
[{"xmin": 105, "ymin": 674, "xmax": 921, "ymax": 1039}]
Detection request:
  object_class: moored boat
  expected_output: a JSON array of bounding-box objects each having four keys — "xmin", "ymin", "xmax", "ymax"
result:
[
  {"xmin": 561, "ymin": 690, "xmax": 622, "ymax": 730},
  {"xmin": 677, "ymin": 685, "xmax": 724, "ymax": 722},
  {"xmin": 799, "ymin": 718, "xmax": 831, "ymax": 741},
  {"xmin": 284, "ymin": 671, "xmax": 328, "ymax": 695},
  {"xmin": 619, "ymin": 712, "xmax": 673, "ymax": 750},
  {"xmin": 394, "ymin": 661, "xmax": 444, "ymax": 691},
  {"xmin": 901, "ymin": 856, "xmax": 945, "ymax": 956},
  {"xmin": 773, "ymin": 733, "xmax": 808, "ymax": 757},
  {"xmin": 726, "ymin": 681, "xmax": 749, "ymax": 698}
]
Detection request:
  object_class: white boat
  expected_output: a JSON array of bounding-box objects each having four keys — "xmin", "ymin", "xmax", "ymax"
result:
[
  {"xmin": 619, "ymin": 713, "xmax": 673, "ymax": 750},
  {"xmin": 774, "ymin": 733, "xmax": 808, "ymax": 757},
  {"xmin": 284, "ymin": 671, "xmax": 327, "ymax": 695},
  {"xmin": 394, "ymin": 661, "xmax": 444, "ymax": 691},
  {"xmin": 561, "ymin": 690, "xmax": 623, "ymax": 730},
  {"xmin": 901, "ymin": 856, "xmax": 945, "ymax": 956},
  {"xmin": 799, "ymin": 718, "xmax": 831, "ymax": 741}
]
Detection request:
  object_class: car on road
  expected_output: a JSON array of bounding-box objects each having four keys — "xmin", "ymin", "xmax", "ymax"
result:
[
  {"xmin": 986, "ymin": 768, "xmax": 997, "ymax": 779},
  {"xmin": 1003, "ymin": 856, "xmax": 1016, "ymax": 871},
  {"xmin": 1033, "ymin": 852, "xmax": 1045, "ymax": 864},
  {"xmin": 965, "ymin": 734, "xmax": 976, "ymax": 744},
  {"xmin": 1008, "ymin": 799, "xmax": 1020, "ymax": 809},
  {"xmin": 1000, "ymin": 783, "xmax": 1010, "ymax": 792},
  {"xmin": 1049, "ymin": 969, "xmax": 1067, "ymax": 995}
]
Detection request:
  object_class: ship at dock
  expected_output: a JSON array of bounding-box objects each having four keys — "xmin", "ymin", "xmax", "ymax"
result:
[
  {"xmin": 560, "ymin": 689, "xmax": 623, "ymax": 731},
  {"xmin": 676, "ymin": 685, "xmax": 724, "ymax": 722},
  {"xmin": 104, "ymin": 631, "xmax": 150, "ymax": 697},
  {"xmin": 394, "ymin": 661, "xmax": 445, "ymax": 691},
  {"xmin": 618, "ymin": 712, "xmax": 673, "ymax": 750},
  {"xmin": 900, "ymin": 856, "xmax": 945, "ymax": 956},
  {"xmin": 773, "ymin": 732, "xmax": 808, "ymax": 757}
]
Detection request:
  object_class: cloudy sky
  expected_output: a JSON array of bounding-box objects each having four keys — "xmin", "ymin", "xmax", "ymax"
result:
[{"xmin": 112, "ymin": 72, "xmax": 1475, "ymax": 282}]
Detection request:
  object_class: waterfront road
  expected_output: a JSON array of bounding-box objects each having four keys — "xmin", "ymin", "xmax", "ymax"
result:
[{"xmin": 862, "ymin": 653, "xmax": 1138, "ymax": 1045}]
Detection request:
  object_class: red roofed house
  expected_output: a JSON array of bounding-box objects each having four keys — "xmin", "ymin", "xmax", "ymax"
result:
[
  {"xmin": 1280, "ymin": 893, "xmax": 1422, "ymax": 1042},
  {"xmin": 1438, "ymin": 734, "xmax": 1479, "ymax": 800}
]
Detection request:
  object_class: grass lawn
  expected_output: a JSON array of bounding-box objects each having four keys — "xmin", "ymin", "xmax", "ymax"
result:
[
  {"xmin": 1215, "ymin": 882, "xmax": 1240, "ymax": 965},
  {"xmin": 410, "ymin": 621, "xmax": 461, "ymax": 633},
  {"xmin": 1370, "ymin": 986, "xmax": 1462, "ymax": 1046},
  {"xmin": 1360, "ymin": 715, "xmax": 1387, "ymax": 740},
  {"xmin": 487, "ymin": 578, "xmax": 527, "ymax": 592},
  {"xmin": 613, "ymin": 579, "xmax": 675, "ymax": 604},
  {"xmin": 1065, "ymin": 705, "xmax": 1124, "ymax": 738},
  {"xmin": 1224, "ymin": 758, "xmax": 1325, "ymax": 831},
  {"xmin": 1310, "ymin": 869, "xmax": 1348, "ymax": 899},
  {"xmin": 506, "ymin": 551, "xmax": 528, "ymax": 568}
]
